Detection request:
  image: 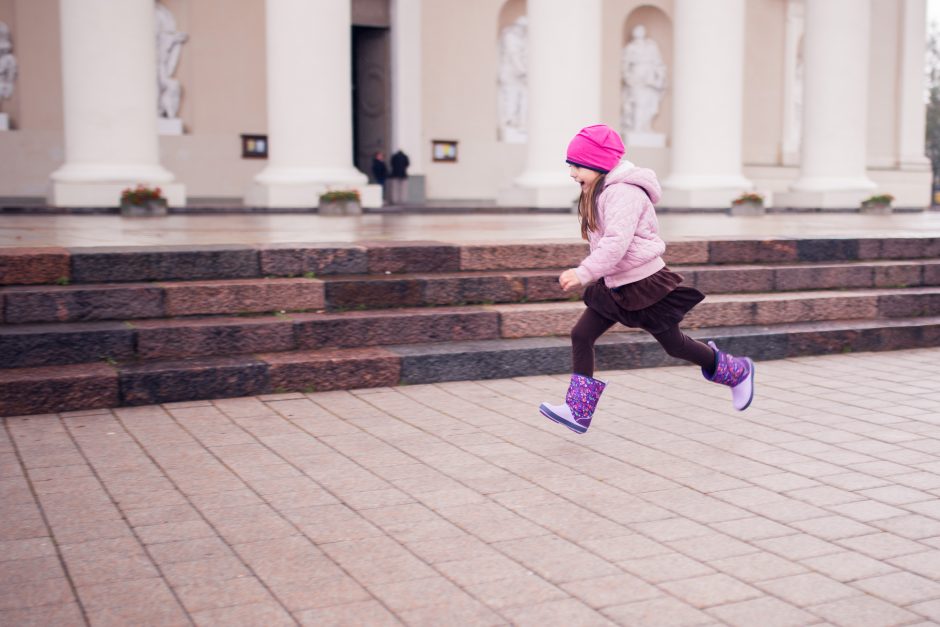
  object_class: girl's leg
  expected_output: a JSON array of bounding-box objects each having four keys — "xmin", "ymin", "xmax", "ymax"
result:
[
  {"xmin": 571, "ymin": 307, "xmax": 616, "ymax": 377},
  {"xmin": 651, "ymin": 324, "xmax": 716, "ymax": 372}
]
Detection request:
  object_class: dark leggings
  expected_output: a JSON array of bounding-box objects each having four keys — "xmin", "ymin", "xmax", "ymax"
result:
[{"xmin": 571, "ymin": 306, "xmax": 715, "ymax": 377}]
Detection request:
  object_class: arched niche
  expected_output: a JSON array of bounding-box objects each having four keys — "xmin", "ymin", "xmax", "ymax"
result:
[{"xmin": 621, "ymin": 5, "xmax": 672, "ymax": 139}]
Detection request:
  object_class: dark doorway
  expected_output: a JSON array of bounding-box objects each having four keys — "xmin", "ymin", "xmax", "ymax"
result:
[{"xmin": 352, "ymin": 26, "xmax": 391, "ymax": 180}]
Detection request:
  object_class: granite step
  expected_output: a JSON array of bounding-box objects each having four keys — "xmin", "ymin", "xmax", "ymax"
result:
[
  {"xmin": 0, "ymin": 277, "xmax": 326, "ymax": 324},
  {"xmin": 4, "ymin": 258, "xmax": 939, "ymax": 324},
  {"xmin": 320, "ymin": 258, "xmax": 940, "ymax": 311},
  {"xmin": 3, "ymin": 287, "xmax": 939, "ymax": 369},
  {"xmin": 3, "ymin": 316, "xmax": 939, "ymax": 415},
  {"xmin": 3, "ymin": 237, "xmax": 939, "ymax": 286},
  {"xmin": 495, "ymin": 287, "xmax": 940, "ymax": 338}
]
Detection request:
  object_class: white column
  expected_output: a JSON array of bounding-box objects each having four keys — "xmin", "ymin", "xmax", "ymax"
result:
[
  {"xmin": 778, "ymin": 0, "xmax": 876, "ymax": 208},
  {"xmin": 898, "ymin": 0, "xmax": 930, "ymax": 171},
  {"xmin": 497, "ymin": 0, "xmax": 602, "ymax": 208},
  {"xmin": 391, "ymin": 0, "xmax": 422, "ymax": 173},
  {"xmin": 660, "ymin": 0, "xmax": 750, "ymax": 208},
  {"xmin": 247, "ymin": 0, "xmax": 372, "ymax": 208},
  {"xmin": 390, "ymin": 0, "xmax": 424, "ymax": 202},
  {"xmin": 49, "ymin": 0, "xmax": 184, "ymax": 207}
]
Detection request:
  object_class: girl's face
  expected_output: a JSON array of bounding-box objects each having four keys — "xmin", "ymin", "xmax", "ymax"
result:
[{"xmin": 569, "ymin": 165, "xmax": 600, "ymax": 190}]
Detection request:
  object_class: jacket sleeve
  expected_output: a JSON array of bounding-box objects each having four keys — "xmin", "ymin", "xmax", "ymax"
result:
[{"xmin": 574, "ymin": 184, "xmax": 644, "ymax": 285}]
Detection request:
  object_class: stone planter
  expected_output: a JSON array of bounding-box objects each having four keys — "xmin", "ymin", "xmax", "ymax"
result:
[
  {"xmin": 730, "ymin": 201, "xmax": 765, "ymax": 216},
  {"xmin": 120, "ymin": 198, "xmax": 168, "ymax": 217},
  {"xmin": 861, "ymin": 202, "xmax": 892, "ymax": 215},
  {"xmin": 318, "ymin": 199, "xmax": 362, "ymax": 215}
]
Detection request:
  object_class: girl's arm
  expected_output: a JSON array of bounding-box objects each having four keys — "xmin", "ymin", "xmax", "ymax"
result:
[{"xmin": 573, "ymin": 185, "xmax": 643, "ymax": 285}]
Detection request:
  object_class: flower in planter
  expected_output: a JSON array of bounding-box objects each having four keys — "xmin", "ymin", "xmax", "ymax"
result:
[
  {"xmin": 121, "ymin": 184, "xmax": 165, "ymax": 205},
  {"xmin": 861, "ymin": 193, "xmax": 894, "ymax": 207},
  {"xmin": 319, "ymin": 189, "xmax": 361, "ymax": 203},
  {"xmin": 732, "ymin": 192, "xmax": 765, "ymax": 206}
]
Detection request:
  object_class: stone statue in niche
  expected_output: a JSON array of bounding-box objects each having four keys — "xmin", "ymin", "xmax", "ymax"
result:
[
  {"xmin": 620, "ymin": 24, "xmax": 666, "ymax": 147},
  {"xmin": 155, "ymin": 2, "xmax": 187, "ymax": 133},
  {"xmin": 0, "ymin": 21, "xmax": 17, "ymax": 131},
  {"xmin": 497, "ymin": 15, "xmax": 527, "ymax": 143}
]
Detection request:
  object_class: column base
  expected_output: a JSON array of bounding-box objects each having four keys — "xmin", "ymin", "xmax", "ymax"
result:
[
  {"xmin": 774, "ymin": 189, "xmax": 870, "ymax": 210},
  {"xmin": 158, "ymin": 117, "xmax": 184, "ymax": 135},
  {"xmin": 898, "ymin": 156, "xmax": 931, "ymax": 172},
  {"xmin": 658, "ymin": 188, "xmax": 744, "ymax": 209},
  {"xmin": 246, "ymin": 182, "xmax": 383, "ymax": 209},
  {"xmin": 248, "ymin": 166, "xmax": 375, "ymax": 208},
  {"xmin": 49, "ymin": 181, "xmax": 186, "ymax": 208},
  {"xmin": 496, "ymin": 184, "xmax": 576, "ymax": 209},
  {"xmin": 0, "ymin": 113, "xmax": 8, "ymax": 131}
]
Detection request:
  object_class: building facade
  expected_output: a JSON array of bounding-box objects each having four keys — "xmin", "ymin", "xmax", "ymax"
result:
[{"xmin": 0, "ymin": 0, "xmax": 931, "ymax": 209}]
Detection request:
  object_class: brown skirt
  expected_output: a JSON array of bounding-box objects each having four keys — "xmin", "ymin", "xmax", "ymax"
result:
[{"xmin": 582, "ymin": 267, "xmax": 705, "ymax": 335}]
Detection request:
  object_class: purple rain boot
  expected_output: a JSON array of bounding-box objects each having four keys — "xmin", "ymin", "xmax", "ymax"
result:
[
  {"xmin": 703, "ymin": 340, "xmax": 755, "ymax": 411},
  {"xmin": 539, "ymin": 374, "xmax": 607, "ymax": 434}
]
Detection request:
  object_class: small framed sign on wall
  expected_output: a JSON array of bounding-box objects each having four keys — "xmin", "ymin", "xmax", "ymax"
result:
[
  {"xmin": 241, "ymin": 134, "xmax": 268, "ymax": 159},
  {"xmin": 431, "ymin": 140, "xmax": 458, "ymax": 162}
]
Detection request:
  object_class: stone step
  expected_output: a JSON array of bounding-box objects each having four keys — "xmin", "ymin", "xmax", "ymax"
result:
[
  {"xmin": 8, "ymin": 258, "xmax": 937, "ymax": 324},
  {"xmin": 3, "ymin": 237, "xmax": 939, "ymax": 285},
  {"xmin": 3, "ymin": 316, "xmax": 939, "ymax": 415},
  {"xmin": 3, "ymin": 288, "xmax": 939, "ymax": 369},
  {"xmin": 496, "ymin": 287, "xmax": 940, "ymax": 338},
  {"xmin": 390, "ymin": 316, "xmax": 940, "ymax": 385},
  {"xmin": 321, "ymin": 258, "xmax": 940, "ymax": 311},
  {"xmin": 0, "ymin": 277, "xmax": 326, "ymax": 324}
]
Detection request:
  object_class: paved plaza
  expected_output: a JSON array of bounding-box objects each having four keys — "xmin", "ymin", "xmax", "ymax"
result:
[
  {"xmin": 3, "ymin": 347, "xmax": 940, "ymax": 625},
  {"xmin": 2, "ymin": 210, "xmax": 940, "ymax": 247}
]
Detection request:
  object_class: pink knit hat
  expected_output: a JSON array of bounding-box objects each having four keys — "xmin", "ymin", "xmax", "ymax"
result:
[{"xmin": 566, "ymin": 124, "xmax": 625, "ymax": 173}]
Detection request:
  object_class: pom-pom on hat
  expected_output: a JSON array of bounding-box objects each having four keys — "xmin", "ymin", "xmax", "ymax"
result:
[{"xmin": 566, "ymin": 124, "xmax": 625, "ymax": 173}]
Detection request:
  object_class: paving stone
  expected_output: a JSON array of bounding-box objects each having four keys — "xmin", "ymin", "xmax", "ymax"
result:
[
  {"xmin": 604, "ymin": 595, "xmax": 712, "ymax": 627},
  {"xmin": 756, "ymin": 572, "xmax": 857, "ymax": 606},
  {"xmin": 808, "ymin": 594, "xmax": 921, "ymax": 627},
  {"xmin": 851, "ymin": 571, "xmax": 940, "ymax": 605},
  {"xmin": 706, "ymin": 596, "xmax": 818, "ymax": 627},
  {"xmin": 0, "ymin": 247, "xmax": 70, "ymax": 286}
]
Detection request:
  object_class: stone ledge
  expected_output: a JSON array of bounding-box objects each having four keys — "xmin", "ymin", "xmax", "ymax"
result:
[
  {"xmin": 0, "ymin": 362, "xmax": 118, "ymax": 415},
  {"xmin": 0, "ymin": 321, "xmax": 135, "ymax": 369},
  {"xmin": 260, "ymin": 348, "xmax": 400, "ymax": 392},
  {"xmin": 161, "ymin": 278, "xmax": 324, "ymax": 316},
  {"xmin": 119, "ymin": 356, "xmax": 269, "ymax": 406},
  {"xmin": 69, "ymin": 245, "xmax": 260, "ymax": 283},
  {"xmin": 0, "ymin": 247, "xmax": 71, "ymax": 286},
  {"xmin": 259, "ymin": 243, "xmax": 368, "ymax": 276},
  {"xmin": 293, "ymin": 307, "xmax": 499, "ymax": 350},
  {"xmin": 2, "ymin": 283, "xmax": 164, "ymax": 323}
]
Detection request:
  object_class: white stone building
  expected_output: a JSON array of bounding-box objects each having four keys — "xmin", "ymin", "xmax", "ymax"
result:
[{"xmin": 0, "ymin": 0, "xmax": 931, "ymax": 209}]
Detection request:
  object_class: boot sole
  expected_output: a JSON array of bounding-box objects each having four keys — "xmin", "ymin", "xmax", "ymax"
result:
[
  {"xmin": 735, "ymin": 358, "xmax": 755, "ymax": 411},
  {"xmin": 539, "ymin": 404, "xmax": 588, "ymax": 434}
]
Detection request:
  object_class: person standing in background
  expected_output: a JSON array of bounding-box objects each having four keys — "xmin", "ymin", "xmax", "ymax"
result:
[
  {"xmin": 389, "ymin": 149, "xmax": 411, "ymax": 204},
  {"xmin": 371, "ymin": 151, "xmax": 388, "ymax": 202}
]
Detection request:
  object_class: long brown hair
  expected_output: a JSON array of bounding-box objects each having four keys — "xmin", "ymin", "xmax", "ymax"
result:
[{"xmin": 577, "ymin": 174, "xmax": 606, "ymax": 240}]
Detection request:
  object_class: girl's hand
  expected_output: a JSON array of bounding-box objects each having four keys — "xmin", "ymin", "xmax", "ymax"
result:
[{"xmin": 559, "ymin": 268, "xmax": 582, "ymax": 291}]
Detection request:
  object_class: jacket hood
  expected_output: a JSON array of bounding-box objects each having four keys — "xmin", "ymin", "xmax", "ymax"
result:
[{"xmin": 603, "ymin": 160, "xmax": 662, "ymax": 204}]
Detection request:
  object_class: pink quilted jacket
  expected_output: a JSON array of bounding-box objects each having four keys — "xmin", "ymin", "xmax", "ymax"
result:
[{"xmin": 573, "ymin": 161, "xmax": 666, "ymax": 288}]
